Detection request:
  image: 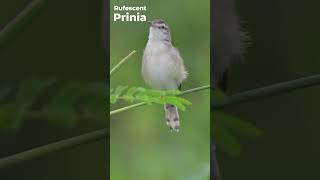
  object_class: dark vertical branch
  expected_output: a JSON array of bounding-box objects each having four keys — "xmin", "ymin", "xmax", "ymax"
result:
[
  {"xmin": 101, "ymin": 0, "xmax": 109, "ymax": 49},
  {"xmin": 101, "ymin": 0, "xmax": 110, "ymax": 178},
  {"xmin": 211, "ymin": 142, "xmax": 221, "ymax": 180}
]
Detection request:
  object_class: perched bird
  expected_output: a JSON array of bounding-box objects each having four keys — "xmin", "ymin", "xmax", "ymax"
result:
[{"xmin": 142, "ymin": 19, "xmax": 187, "ymax": 132}]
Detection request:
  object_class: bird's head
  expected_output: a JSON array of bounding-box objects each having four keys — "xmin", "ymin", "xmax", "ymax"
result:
[{"xmin": 147, "ymin": 19, "xmax": 171, "ymax": 42}]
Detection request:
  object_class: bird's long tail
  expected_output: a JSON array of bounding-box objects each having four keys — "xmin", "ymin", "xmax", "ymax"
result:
[{"xmin": 164, "ymin": 104, "xmax": 180, "ymax": 132}]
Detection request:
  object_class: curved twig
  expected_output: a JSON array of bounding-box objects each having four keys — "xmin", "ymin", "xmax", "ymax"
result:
[
  {"xmin": 110, "ymin": 50, "xmax": 137, "ymax": 76},
  {"xmin": 110, "ymin": 85, "xmax": 210, "ymax": 115},
  {"xmin": 0, "ymin": 128, "xmax": 108, "ymax": 169},
  {"xmin": 213, "ymin": 74, "xmax": 320, "ymax": 109},
  {"xmin": 0, "ymin": 0, "xmax": 46, "ymax": 48}
]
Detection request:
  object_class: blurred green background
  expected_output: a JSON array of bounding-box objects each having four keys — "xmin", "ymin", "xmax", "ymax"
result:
[
  {"xmin": 1, "ymin": 0, "xmax": 319, "ymax": 180},
  {"xmin": 218, "ymin": 0, "xmax": 320, "ymax": 179},
  {"xmin": 110, "ymin": 0, "xmax": 210, "ymax": 180},
  {"xmin": 0, "ymin": 0, "xmax": 107, "ymax": 179}
]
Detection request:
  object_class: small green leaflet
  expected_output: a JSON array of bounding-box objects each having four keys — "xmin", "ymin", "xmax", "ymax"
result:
[{"xmin": 110, "ymin": 86, "xmax": 192, "ymax": 111}]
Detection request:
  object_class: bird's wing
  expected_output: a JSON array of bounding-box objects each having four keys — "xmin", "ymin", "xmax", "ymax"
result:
[{"xmin": 170, "ymin": 47, "xmax": 188, "ymax": 83}]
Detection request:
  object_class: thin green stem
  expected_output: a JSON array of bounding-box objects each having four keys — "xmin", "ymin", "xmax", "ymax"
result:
[
  {"xmin": 0, "ymin": 0, "xmax": 46, "ymax": 48},
  {"xmin": 0, "ymin": 129, "xmax": 108, "ymax": 169},
  {"xmin": 110, "ymin": 50, "xmax": 137, "ymax": 76},
  {"xmin": 110, "ymin": 102, "xmax": 145, "ymax": 115},
  {"xmin": 110, "ymin": 85, "xmax": 210, "ymax": 115},
  {"xmin": 180, "ymin": 85, "xmax": 210, "ymax": 95},
  {"xmin": 213, "ymin": 74, "xmax": 320, "ymax": 109},
  {"xmin": 2, "ymin": 75, "xmax": 320, "ymax": 168}
]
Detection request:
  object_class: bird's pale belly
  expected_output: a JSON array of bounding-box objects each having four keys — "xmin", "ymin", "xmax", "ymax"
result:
[{"xmin": 143, "ymin": 55, "xmax": 179, "ymax": 90}]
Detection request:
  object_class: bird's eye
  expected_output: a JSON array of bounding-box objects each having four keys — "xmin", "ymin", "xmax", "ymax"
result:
[{"xmin": 160, "ymin": 26, "xmax": 165, "ymax": 29}]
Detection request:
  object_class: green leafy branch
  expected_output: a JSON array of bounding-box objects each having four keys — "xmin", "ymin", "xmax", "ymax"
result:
[
  {"xmin": 111, "ymin": 86, "xmax": 191, "ymax": 111},
  {"xmin": 110, "ymin": 85, "xmax": 210, "ymax": 115},
  {"xmin": 110, "ymin": 50, "xmax": 210, "ymax": 115},
  {"xmin": 0, "ymin": 78, "xmax": 106, "ymax": 131},
  {"xmin": 211, "ymin": 91, "xmax": 262, "ymax": 156},
  {"xmin": 1, "ymin": 58, "xmax": 320, "ymax": 169},
  {"xmin": 213, "ymin": 110, "xmax": 262, "ymax": 156},
  {"xmin": 212, "ymin": 74, "xmax": 320, "ymax": 155}
]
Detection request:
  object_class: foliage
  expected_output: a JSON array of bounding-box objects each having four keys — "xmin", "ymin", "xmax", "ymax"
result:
[
  {"xmin": 110, "ymin": 86, "xmax": 192, "ymax": 111},
  {"xmin": 212, "ymin": 92, "xmax": 262, "ymax": 156},
  {"xmin": 0, "ymin": 77, "xmax": 106, "ymax": 132}
]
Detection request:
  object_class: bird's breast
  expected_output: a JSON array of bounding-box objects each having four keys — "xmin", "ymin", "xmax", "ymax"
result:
[{"xmin": 142, "ymin": 42, "xmax": 180, "ymax": 90}]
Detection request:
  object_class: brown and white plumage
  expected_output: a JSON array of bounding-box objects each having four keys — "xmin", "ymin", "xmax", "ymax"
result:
[{"xmin": 142, "ymin": 19, "xmax": 187, "ymax": 131}]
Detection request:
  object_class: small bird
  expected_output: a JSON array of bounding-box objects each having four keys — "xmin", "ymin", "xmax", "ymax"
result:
[{"xmin": 142, "ymin": 19, "xmax": 187, "ymax": 132}]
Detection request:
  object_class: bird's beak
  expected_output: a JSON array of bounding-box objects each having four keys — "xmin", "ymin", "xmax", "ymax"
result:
[{"xmin": 147, "ymin": 21, "xmax": 153, "ymax": 25}]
